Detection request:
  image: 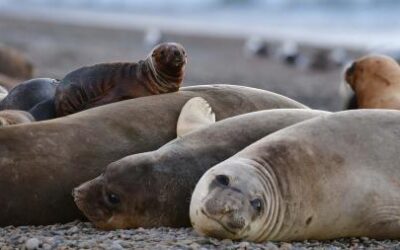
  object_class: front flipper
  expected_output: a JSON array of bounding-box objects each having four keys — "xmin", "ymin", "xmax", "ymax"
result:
[{"xmin": 177, "ymin": 97, "xmax": 216, "ymax": 137}]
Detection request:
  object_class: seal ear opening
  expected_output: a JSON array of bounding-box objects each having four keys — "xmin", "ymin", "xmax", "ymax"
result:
[{"xmin": 176, "ymin": 97, "xmax": 216, "ymax": 137}]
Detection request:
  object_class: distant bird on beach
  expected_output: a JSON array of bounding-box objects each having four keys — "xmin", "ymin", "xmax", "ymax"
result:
[
  {"xmin": 243, "ymin": 36, "xmax": 269, "ymax": 58},
  {"xmin": 277, "ymin": 41, "xmax": 300, "ymax": 66}
]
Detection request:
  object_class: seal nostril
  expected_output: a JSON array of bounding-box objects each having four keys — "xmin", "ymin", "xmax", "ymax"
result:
[
  {"xmin": 173, "ymin": 50, "xmax": 180, "ymax": 57},
  {"xmin": 215, "ymin": 175, "xmax": 230, "ymax": 186}
]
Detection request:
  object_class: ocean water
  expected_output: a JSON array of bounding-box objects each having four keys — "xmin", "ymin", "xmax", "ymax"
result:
[{"xmin": 1, "ymin": 0, "xmax": 399, "ymax": 48}]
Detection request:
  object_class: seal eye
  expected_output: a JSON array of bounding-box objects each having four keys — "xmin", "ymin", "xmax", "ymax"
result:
[
  {"xmin": 107, "ymin": 193, "xmax": 120, "ymax": 205},
  {"xmin": 215, "ymin": 175, "xmax": 230, "ymax": 186},
  {"xmin": 250, "ymin": 198, "xmax": 263, "ymax": 213}
]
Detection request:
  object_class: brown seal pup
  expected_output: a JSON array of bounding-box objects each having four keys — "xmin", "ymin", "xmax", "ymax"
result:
[
  {"xmin": 191, "ymin": 110, "xmax": 400, "ymax": 242},
  {"xmin": 0, "ymin": 84, "xmax": 307, "ymax": 226},
  {"xmin": 54, "ymin": 42, "xmax": 187, "ymax": 117},
  {"xmin": 0, "ymin": 45, "xmax": 34, "ymax": 79},
  {"xmin": 73, "ymin": 108, "xmax": 328, "ymax": 229},
  {"xmin": 345, "ymin": 54, "xmax": 400, "ymax": 109},
  {"xmin": 0, "ymin": 110, "xmax": 35, "ymax": 126}
]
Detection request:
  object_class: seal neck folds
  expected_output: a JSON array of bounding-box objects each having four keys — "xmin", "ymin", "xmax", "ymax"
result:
[
  {"xmin": 141, "ymin": 56, "xmax": 184, "ymax": 94},
  {"xmin": 239, "ymin": 158, "xmax": 286, "ymax": 242}
]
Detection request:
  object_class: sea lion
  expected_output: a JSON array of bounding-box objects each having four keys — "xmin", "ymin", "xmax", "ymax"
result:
[
  {"xmin": 0, "ymin": 78, "xmax": 58, "ymax": 113},
  {"xmin": 190, "ymin": 110, "xmax": 400, "ymax": 242},
  {"xmin": 54, "ymin": 42, "xmax": 187, "ymax": 117},
  {"xmin": 73, "ymin": 108, "xmax": 328, "ymax": 229},
  {"xmin": 0, "ymin": 84, "xmax": 307, "ymax": 226},
  {"xmin": 0, "ymin": 45, "xmax": 34, "ymax": 79},
  {"xmin": 0, "ymin": 110, "xmax": 35, "ymax": 126},
  {"xmin": 345, "ymin": 54, "xmax": 400, "ymax": 109}
]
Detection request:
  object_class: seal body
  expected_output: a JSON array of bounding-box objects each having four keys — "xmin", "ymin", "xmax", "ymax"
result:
[
  {"xmin": 191, "ymin": 110, "xmax": 400, "ymax": 242},
  {"xmin": 73, "ymin": 109, "xmax": 328, "ymax": 229},
  {"xmin": 0, "ymin": 45, "xmax": 33, "ymax": 80},
  {"xmin": 54, "ymin": 42, "xmax": 187, "ymax": 117},
  {"xmin": 345, "ymin": 54, "xmax": 400, "ymax": 109},
  {"xmin": 0, "ymin": 84, "xmax": 307, "ymax": 226},
  {"xmin": 0, "ymin": 78, "xmax": 58, "ymax": 112},
  {"xmin": 0, "ymin": 110, "xmax": 35, "ymax": 126}
]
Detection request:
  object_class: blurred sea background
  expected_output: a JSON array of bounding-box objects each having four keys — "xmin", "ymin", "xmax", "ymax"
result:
[
  {"xmin": 0, "ymin": 0, "xmax": 399, "ymax": 110},
  {"xmin": 1, "ymin": 0, "xmax": 400, "ymax": 48}
]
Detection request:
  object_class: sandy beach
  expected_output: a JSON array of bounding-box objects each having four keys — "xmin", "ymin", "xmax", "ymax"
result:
[{"xmin": 3, "ymin": 12, "xmax": 397, "ymax": 250}]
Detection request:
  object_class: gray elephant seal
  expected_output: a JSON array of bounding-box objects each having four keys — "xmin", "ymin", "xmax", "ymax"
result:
[
  {"xmin": 0, "ymin": 110, "xmax": 35, "ymax": 126},
  {"xmin": 191, "ymin": 110, "xmax": 400, "ymax": 242},
  {"xmin": 73, "ymin": 108, "xmax": 327, "ymax": 229},
  {"xmin": 0, "ymin": 84, "xmax": 307, "ymax": 226}
]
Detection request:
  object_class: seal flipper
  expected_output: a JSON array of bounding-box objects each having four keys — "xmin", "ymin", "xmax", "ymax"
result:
[{"xmin": 177, "ymin": 97, "xmax": 216, "ymax": 137}]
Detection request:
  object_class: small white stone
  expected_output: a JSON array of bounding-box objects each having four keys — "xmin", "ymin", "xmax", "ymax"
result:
[{"xmin": 25, "ymin": 238, "xmax": 40, "ymax": 250}]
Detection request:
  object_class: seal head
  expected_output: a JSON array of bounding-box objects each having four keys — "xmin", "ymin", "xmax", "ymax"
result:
[
  {"xmin": 144, "ymin": 42, "xmax": 187, "ymax": 94},
  {"xmin": 344, "ymin": 54, "xmax": 400, "ymax": 108},
  {"xmin": 190, "ymin": 158, "xmax": 278, "ymax": 241}
]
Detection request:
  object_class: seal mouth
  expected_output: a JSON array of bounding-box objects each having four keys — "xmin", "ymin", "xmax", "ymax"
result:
[{"xmin": 200, "ymin": 208, "xmax": 240, "ymax": 236}]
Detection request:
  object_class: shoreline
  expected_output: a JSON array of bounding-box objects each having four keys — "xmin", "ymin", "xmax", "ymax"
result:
[{"xmin": 0, "ymin": 5, "xmax": 397, "ymax": 51}]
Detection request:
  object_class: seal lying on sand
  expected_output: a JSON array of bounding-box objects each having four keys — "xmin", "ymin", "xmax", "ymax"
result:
[
  {"xmin": 0, "ymin": 110, "xmax": 35, "ymax": 126},
  {"xmin": 54, "ymin": 42, "xmax": 187, "ymax": 117},
  {"xmin": 0, "ymin": 43, "xmax": 187, "ymax": 120},
  {"xmin": 73, "ymin": 108, "xmax": 328, "ymax": 229},
  {"xmin": 0, "ymin": 84, "xmax": 307, "ymax": 226},
  {"xmin": 190, "ymin": 110, "xmax": 400, "ymax": 242},
  {"xmin": 345, "ymin": 54, "xmax": 400, "ymax": 109},
  {"xmin": 0, "ymin": 45, "xmax": 33, "ymax": 80},
  {"xmin": 0, "ymin": 78, "xmax": 58, "ymax": 112}
]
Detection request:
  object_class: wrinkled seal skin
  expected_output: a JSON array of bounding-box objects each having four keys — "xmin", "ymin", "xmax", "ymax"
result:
[
  {"xmin": 54, "ymin": 42, "xmax": 187, "ymax": 117},
  {"xmin": 345, "ymin": 54, "xmax": 400, "ymax": 109},
  {"xmin": 73, "ymin": 109, "xmax": 328, "ymax": 230},
  {"xmin": 0, "ymin": 84, "xmax": 307, "ymax": 226},
  {"xmin": 0, "ymin": 78, "xmax": 58, "ymax": 113},
  {"xmin": 191, "ymin": 110, "xmax": 400, "ymax": 242},
  {"xmin": 0, "ymin": 110, "xmax": 35, "ymax": 126}
]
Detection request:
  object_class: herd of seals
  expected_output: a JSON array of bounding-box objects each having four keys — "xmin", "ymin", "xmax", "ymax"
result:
[{"xmin": 1, "ymin": 43, "xmax": 400, "ymax": 242}]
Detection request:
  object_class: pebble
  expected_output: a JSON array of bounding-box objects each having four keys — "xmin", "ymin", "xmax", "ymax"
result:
[
  {"xmin": 25, "ymin": 238, "xmax": 40, "ymax": 250},
  {"xmin": 0, "ymin": 222, "xmax": 396, "ymax": 249}
]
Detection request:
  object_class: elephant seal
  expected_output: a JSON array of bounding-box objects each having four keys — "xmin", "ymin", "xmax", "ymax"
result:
[
  {"xmin": 0, "ymin": 110, "xmax": 35, "ymax": 126},
  {"xmin": 0, "ymin": 78, "xmax": 58, "ymax": 113},
  {"xmin": 0, "ymin": 45, "xmax": 34, "ymax": 79},
  {"xmin": 345, "ymin": 54, "xmax": 400, "ymax": 109},
  {"xmin": 0, "ymin": 84, "xmax": 307, "ymax": 226},
  {"xmin": 73, "ymin": 108, "xmax": 327, "ymax": 229},
  {"xmin": 190, "ymin": 110, "xmax": 400, "ymax": 242},
  {"xmin": 54, "ymin": 42, "xmax": 187, "ymax": 117}
]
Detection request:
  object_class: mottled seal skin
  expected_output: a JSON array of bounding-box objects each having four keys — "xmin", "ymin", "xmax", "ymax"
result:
[
  {"xmin": 0, "ymin": 110, "xmax": 35, "ymax": 126},
  {"xmin": 191, "ymin": 110, "xmax": 400, "ymax": 242},
  {"xmin": 0, "ymin": 84, "xmax": 307, "ymax": 226},
  {"xmin": 0, "ymin": 45, "xmax": 34, "ymax": 79},
  {"xmin": 54, "ymin": 42, "xmax": 187, "ymax": 117},
  {"xmin": 73, "ymin": 109, "xmax": 327, "ymax": 230},
  {"xmin": 345, "ymin": 54, "xmax": 400, "ymax": 109},
  {"xmin": 0, "ymin": 78, "xmax": 58, "ymax": 116}
]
